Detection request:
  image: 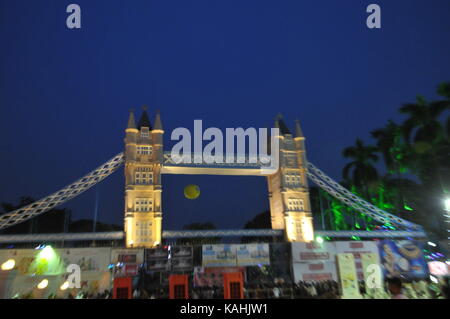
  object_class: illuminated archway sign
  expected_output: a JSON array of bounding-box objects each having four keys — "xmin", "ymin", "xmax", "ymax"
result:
[{"xmin": 123, "ymin": 110, "xmax": 315, "ymax": 248}]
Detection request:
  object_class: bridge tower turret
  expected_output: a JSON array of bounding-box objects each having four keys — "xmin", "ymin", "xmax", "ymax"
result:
[
  {"xmin": 267, "ymin": 115, "xmax": 314, "ymax": 242},
  {"xmin": 124, "ymin": 108, "xmax": 163, "ymax": 248}
]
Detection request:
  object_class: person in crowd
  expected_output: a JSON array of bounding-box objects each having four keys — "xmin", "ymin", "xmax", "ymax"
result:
[
  {"xmin": 387, "ymin": 277, "xmax": 408, "ymax": 299},
  {"xmin": 273, "ymin": 286, "xmax": 280, "ymax": 299},
  {"xmin": 439, "ymin": 277, "xmax": 450, "ymax": 299}
]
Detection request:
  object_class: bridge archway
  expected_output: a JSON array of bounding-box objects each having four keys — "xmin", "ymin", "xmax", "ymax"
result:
[{"xmin": 123, "ymin": 110, "xmax": 314, "ymax": 248}]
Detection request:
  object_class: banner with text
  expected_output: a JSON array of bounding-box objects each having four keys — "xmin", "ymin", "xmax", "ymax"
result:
[
  {"xmin": 236, "ymin": 244, "xmax": 270, "ymax": 266},
  {"xmin": 291, "ymin": 242, "xmax": 336, "ymax": 263},
  {"xmin": 378, "ymin": 240, "xmax": 428, "ymax": 280},
  {"xmin": 335, "ymin": 241, "xmax": 379, "ymax": 280},
  {"xmin": 336, "ymin": 253, "xmax": 362, "ymax": 299},
  {"xmin": 111, "ymin": 248, "xmax": 144, "ymax": 277},
  {"xmin": 202, "ymin": 245, "xmax": 237, "ymax": 267},
  {"xmin": 292, "ymin": 261, "xmax": 338, "ymax": 282}
]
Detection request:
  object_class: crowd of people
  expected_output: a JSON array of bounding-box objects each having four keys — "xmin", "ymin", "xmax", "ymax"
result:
[
  {"xmin": 127, "ymin": 277, "xmax": 450, "ymax": 299},
  {"xmin": 9, "ymin": 276, "xmax": 450, "ymax": 299}
]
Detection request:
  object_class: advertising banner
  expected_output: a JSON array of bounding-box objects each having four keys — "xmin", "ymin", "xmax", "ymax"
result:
[
  {"xmin": 61, "ymin": 248, "xmax": 111, "ymax": 273},
  {"xmin": 335, "ymin": 241, "xmax": 379, "ymax": 280},
  {"xmin": 361, "ymin": 252, "xmax": 383, "ymax": 294},
  {"xmin": 145, "ymin": 247, "xmax": 170, "ymax": 271},
  {"xmin": 378, "ymin": 240, "xmax": 428, "ymax": 280},
  {"xmin": 292, "ymin": 261, "xmax": 338, "ymax": 282},
  {"xmin": 236, "ymin": 244, "xmax": 270, "ymax": 266},
  {"xmin": 337, "ymin": 253, "xmax": 362, "ymax": 299},
  {"xmin": 291, "ymin": 242, "xmax": 336, "ymax": 263},
  {"xmin": 0, "ymin": 248, "xmax": 112, "ymax": 297},
  {"xmin": 202, "ymin": 244, "xmax": 237, "ymax": 267},
  {"xmin": 193, "ymin": 267, "xmax": 246, "ymax": 287},
  {"xmin": 111, "ymin": 249, "xmax": 144, "ymax": 265},
  {"xmin": 145, "ymin": 246, "xmax": 193, "ymax": 272},
  {"xmin": 111, "ymin": 249, "xmax": 144, "ymax": 277},
  {"xmin": 0, "ymin": 249, "xmax": 44, "ymax": 275},
  {"xmin": 428, "ymin": 261, "xmax": 449, "ymax": 277},
  {"xmin": 60, "ymin": 248, "xmax": 112, "ymax": 294},
  {"xmin": 171, "ymin": 246, "xmax": 193, "ymax": 271}
]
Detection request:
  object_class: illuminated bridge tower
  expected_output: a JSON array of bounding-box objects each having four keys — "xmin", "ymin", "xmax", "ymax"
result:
[
  {"xmin": 267, "ymin": 115, "xmax": 314, "ymax": 242},
  {"xmin": 124, "ymin": 108, "xmax": 164, "ymax": 248}
]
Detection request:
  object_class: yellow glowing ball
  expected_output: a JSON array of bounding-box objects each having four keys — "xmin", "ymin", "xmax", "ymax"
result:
[{"xmin": 184, "ymin": 184, "xmax": 200, "ymax": 199}]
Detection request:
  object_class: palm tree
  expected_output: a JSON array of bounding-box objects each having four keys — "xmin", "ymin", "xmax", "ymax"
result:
[
  {"xmin": 342, "ymin": 139, "xmax": 379, "ymax": 201},
  {"xmin": 400, "ymin": 91, "xmax": 449, "ymax": 189},
  {"xmin": 400, "ymin": 95, "xmax": 447, "ymax": 149},
  {"xmin": 371, "ymin": 120, "xmax": 406, "ymax": 173},
  {"xmin": 371, "ymin": 121, "xmax": 415, "ymax": 218}
]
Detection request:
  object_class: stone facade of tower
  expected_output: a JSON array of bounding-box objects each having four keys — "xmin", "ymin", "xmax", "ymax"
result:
[
  {"xmin": 124, "ymin": 109, "xmax": 164, "ymax": 248},
  {"xmin": 267, "ymin": 117, "xmax": 314, "ymax": 242}
]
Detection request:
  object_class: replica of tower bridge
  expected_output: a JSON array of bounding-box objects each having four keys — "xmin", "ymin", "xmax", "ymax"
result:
[{"xmin": 0, "ymin": 110, "xmax": 426, "ymax": 246}]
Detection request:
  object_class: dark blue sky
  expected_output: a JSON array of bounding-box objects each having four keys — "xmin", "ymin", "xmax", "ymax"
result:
[{"xmin": 0, "ymin": 0, "xmax": 449, "ymax": 229}]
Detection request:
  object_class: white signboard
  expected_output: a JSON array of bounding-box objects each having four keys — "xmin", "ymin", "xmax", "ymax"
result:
[
  {"xmin": 291, "ymin": 242, "xmax": 336, "ymax": 263},
  {"xmin": 61, "ymin": 248, "xmax": 111, "ymax": 273},
  {"xmin": 335, "ymin": 241, "xmax": 379, "ymax": 280},
  {"xmin": 236, "ymin": 244, "xmax": 270, "ymax": 266},
  {"xmin": 337, "ymin": 253, "xmax": 362, "ymax": 299},
  {"xmin": 202, "ymin": 244, "xmax": 237, "ymax": 267},
  {"xmin": 292, "ymin": 261, "xmax": 338, "ymax": 282}
]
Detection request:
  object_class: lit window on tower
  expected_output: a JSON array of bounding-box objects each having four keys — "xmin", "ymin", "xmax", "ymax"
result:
[
  {"xmin": 135, "ymin": 221, "xmax": 152, "ymax": 242},
  {"xmin": 135, "ymin": 169, "xmax": 153, "ymax": 184},
  {"xmin": 296, "ymin": 223, "xmax": 302, "ymax": 237},
  {"xmin": 288, "ymin": 198, "xmax": 304, "ymax": 211},
  {"xmin": 137, "ymin": 146, "xmax": 152, "ymax": 155},
  {"xmin": 135, "ymin": 198, "xmax": 153, "ymax": 212},
  {"xmin": 141, "ymin": 128, "xmax": 150, "ymax": 138},
  {"xmin": 285, "ymin": 173, "xmax": 301, "ymax": 187}
]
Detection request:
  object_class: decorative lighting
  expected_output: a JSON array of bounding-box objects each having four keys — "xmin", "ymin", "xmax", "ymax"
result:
[
  {"xmin": 444, "ymin": 198, "xmax": 450, "ymax": 212},
  {"xmin": 428, "ymin": 242, "xmax": 437, "ymax": 247},
  {"xmin": 37, "ymin": 279, "xmax": 49, "ymax": 289},
  {"xmin": 429, "ymin": 275, "xmax": 438, "ymax": 284},
  {"xmin": 1, "ymin": 259, "xmax": 15, "ymax": 271},
  {"xmin": 40, "ymin": 246, "xmax": 53, "ymax": 259},
  {"xmin": 315, "ymin": 236, "xmax": 324, "ymax": 244},
  {"xmin": 404, "ymin": 205, "xmax": 413, "ymax": 211},
  {"xmin": 60, "ymin": 281, "xmax": 69, "ymax": 290}
]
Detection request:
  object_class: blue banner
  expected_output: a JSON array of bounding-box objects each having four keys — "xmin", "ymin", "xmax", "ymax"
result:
[{"xmin": 378, "ymin": 240, "xmax": 428, "ymax": 280}]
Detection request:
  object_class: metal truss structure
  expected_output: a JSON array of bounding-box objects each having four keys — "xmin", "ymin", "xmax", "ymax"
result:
[
  {"xmin": 163, "ymin": 152, "xmax": 267, "ymax": 169},
  {"xmin": 306, "ymin": 162, "xmax": 425, "ymax": 235},
  {"xmin": 0, "ymin": 153, "xmax": 125, "ymax": 231},
  {"xmin": 163, "ymin": 229, "xmax": 283, "ymax": 238},
  {"xmin": 0, "ymin": 229, "xmax": 425, "ymax": 244},
  {"xmin": 0, "ymin": 152, "xmax": 426, "ymax": 239},
  {"xmin": 315, "ymin": 230, "xmax": 425, "ymax": 238},
  {"xmin": 0, "ymin": 231, "xmax": 124, "ymax": 244}
]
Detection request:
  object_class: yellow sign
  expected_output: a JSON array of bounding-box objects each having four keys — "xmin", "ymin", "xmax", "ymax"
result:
[{"xmin": 336, "ymin": 253, "xmax": 362, "ymax": 299}]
